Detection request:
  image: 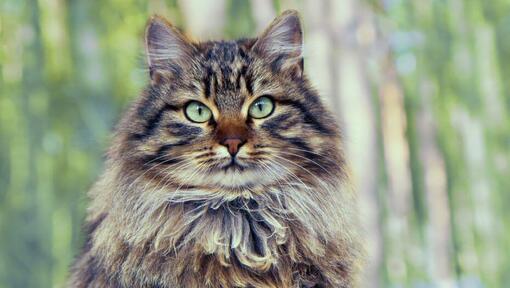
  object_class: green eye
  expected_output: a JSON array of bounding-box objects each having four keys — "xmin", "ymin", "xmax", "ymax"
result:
[
  {"xmin": 249, "ymin": 96, "xmax": 275, "ymax": 119},
  {"xmin": 185, "ymin": 101, "xmax": 212, "ymax": 123}
]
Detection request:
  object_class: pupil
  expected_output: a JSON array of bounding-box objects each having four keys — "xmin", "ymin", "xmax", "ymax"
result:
[
  {"xmin": 258, "ymin": 103, "xmax": 263, "ymax": 111},
  {"xmin": 198, "ymin": 107, "xmax": 202, "ymax": 115}
]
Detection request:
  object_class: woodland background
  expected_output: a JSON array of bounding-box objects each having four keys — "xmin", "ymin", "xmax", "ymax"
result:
[{"xmin": 1, "ymin": 0, "xmax": 509, "ymax": 287}]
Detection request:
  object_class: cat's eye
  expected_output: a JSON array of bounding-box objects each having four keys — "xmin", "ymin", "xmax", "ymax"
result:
[
  {"xmin": 185, "ymin": 101, "xmax": 212, "ymax": 123},
  {"xmin": 248, "ymin": 96, "xmax": 275, "ymax": 119}
]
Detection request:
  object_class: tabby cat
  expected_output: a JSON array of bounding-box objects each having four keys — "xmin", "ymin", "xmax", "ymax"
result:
[{"xmin": 68, "ymin": 10, "xmax": 362, "ymax": 288}]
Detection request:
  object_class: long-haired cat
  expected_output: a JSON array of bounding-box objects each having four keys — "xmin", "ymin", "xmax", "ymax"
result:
[{"xmin": 68, "ymin": 10, "xmax": 362, "ymax": 288}]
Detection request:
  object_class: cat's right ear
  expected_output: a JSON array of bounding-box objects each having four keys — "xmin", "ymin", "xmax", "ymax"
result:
[{"xmin": 145, "ymin": 15, "xmax": 194, "ymax": 84}]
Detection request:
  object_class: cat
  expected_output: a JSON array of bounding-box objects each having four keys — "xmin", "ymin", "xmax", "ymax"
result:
[{"xmin": 68, "ymin": 10, "xmax": 363, "ymax": 288}]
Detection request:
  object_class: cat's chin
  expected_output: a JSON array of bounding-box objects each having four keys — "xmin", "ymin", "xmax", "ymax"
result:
[
  {"xmin": 181, "ymin": 157, "xmax": 280, "ymax": 189},
  {"xmin": 202, "ymin": 168, "xmax": 276, "ymax": 189},
  {"xmin": 175, "ymin": 162, "xmax": 284, "ymax": 190}
]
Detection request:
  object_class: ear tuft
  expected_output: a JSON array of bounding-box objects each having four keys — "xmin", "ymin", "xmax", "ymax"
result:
[
  {"xmin": 253, "ymin": 10, "xmax": 304, "ymax": 77},
  {"xmin": 145, "ymin": 15, "xmax": 193, "ymax": 82}
]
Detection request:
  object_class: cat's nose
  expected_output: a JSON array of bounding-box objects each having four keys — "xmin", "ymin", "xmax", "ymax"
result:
[{"xmin": 221, "ymin": 137, "xmax": 246, "ymax": 156}]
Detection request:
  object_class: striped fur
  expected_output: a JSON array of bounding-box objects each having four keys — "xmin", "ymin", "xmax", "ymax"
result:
[{"xmin": 68, "ymin": 10, "xmax": 363, "ymax": 288}]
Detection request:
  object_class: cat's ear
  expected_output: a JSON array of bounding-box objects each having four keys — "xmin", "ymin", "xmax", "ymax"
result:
[
  {"xmin": 145, "ymin": 15, "xmax": 194, "ymax": 84},
  {"xmin": 253, "ymin": 10, "xmax": 304, "ymax": 77}
]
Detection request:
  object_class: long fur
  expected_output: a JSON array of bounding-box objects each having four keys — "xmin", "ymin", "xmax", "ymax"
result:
[{"xmin": 68, "ymin": 10, "xmax": 363, "ymax": 288}]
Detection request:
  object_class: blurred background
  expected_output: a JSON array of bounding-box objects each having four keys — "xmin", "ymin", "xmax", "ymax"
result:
[{"xmin": 1, "ymin": 0, "xmax": 509, "ymax": 287}]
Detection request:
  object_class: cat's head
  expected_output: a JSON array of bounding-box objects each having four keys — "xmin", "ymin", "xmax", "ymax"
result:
[{"xmin": 115, "ymin": 10, "xmax": 343, "ymax": 191}]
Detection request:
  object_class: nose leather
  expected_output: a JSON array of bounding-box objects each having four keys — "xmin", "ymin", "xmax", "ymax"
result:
[
  {"xmin": 221, "ymin": 138, "xmax": 245, "ymax": 156},
  {"xmin": 216, "ymin": 118, "xmax": 248, "ymax": 156}
]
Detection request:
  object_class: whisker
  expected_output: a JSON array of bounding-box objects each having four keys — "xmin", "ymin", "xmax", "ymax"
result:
[
  {"xmin": 125, "ymin": 153, "xmax": 190, "ymax": 192},
  {"xmin": 277, "ymin": 150, "xmax": 339, "ymax": 179}
]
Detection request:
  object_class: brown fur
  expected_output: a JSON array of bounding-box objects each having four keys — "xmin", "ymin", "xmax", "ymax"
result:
[{"xmin": 68, "ymin": 10, "xmax": 363, "ymax": 288}]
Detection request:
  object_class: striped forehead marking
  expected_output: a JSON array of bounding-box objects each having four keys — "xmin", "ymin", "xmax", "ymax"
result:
[{"xmin": 201, "ymin": 41, "xmax": 253, "ymax": 113}]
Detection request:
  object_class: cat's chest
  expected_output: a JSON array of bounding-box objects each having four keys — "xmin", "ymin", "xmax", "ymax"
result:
[
  {"xmin": 98, "ymin": 182, "xmax": 333, "ymax": 286},
  {"xmin": 115, "ymin": 197, "xmax": 304, "ymax": 286}
]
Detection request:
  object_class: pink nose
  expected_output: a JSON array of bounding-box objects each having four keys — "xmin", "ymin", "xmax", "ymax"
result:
[{"xmin": 221, "ymin": 138, "xmax": 246, "ymax": 156}]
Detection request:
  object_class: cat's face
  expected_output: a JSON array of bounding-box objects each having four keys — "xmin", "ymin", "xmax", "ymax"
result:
[{"xmin": 118, "ymin": 11, "xmax": 341, "ymax": 190}]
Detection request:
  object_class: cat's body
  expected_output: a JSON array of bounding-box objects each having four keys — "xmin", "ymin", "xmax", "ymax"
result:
[{"xmin": 69, "ymin": 11, "xmax": 362, "ymax": 288}]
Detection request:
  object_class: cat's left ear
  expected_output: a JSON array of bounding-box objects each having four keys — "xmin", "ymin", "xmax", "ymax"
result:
[{"xmin": 253, "ymin": 10, "xmax": 304, "ymax": 78}]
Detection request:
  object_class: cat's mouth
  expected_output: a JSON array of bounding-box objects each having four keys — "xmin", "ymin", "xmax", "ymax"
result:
[{"xmin": 219, "ymin": 157, "xmax": 248, "ymax": 172}]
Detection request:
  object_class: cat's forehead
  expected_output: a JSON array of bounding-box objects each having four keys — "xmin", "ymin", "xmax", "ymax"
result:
[
  {"xmin": 196, "ymin": 40, "xmax": 255, "ymax": 113},
  {"xmin": 201, "ymin": 41, "xmax": 245, "ymax": 63}
]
